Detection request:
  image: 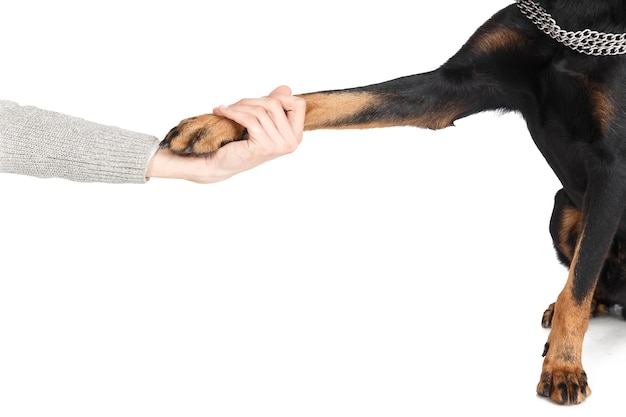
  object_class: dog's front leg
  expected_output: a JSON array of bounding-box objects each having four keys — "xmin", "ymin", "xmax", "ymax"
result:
[
  {"xmin": 160, "ymin": 4, "xmax": 541, "ymax": 154},
  {"xmin": 537, "ymin": 178, "xmax": 624, "ymax": 404},
  {"xmin": 298, "ymin": 70, "xmax": 488, "ymax": 132},
  {"xmin": 159, "ymin": 69, "xmax": 495, "ymax": 155}
]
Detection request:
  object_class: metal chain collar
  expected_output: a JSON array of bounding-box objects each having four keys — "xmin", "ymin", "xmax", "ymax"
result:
[{"xmin": 516, "ymin": 0, "xmax": 626, "ymax": 56}]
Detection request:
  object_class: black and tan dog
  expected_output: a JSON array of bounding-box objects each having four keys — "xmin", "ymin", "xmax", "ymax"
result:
[{"xmin": 161, "ymin": 0, "xmax": 626, "ymax": 405}]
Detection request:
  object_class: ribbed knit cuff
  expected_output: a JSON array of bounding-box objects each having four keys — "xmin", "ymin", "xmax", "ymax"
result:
[{"xmin": 0, "ymin": 100, "xmax": 160, "ymax": 184}]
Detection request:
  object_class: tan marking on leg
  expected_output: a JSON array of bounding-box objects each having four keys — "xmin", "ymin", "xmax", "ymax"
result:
[
  {"xmin": 299, "ymin": 92, "xmax": 460, "ymax": 131},
  {"xmin": 558, "ymin": 206, "xmax": 582, "ymax": 260},
  {"xmin": 583, "ymin": 79, "xmax": 613, "ymax": 132},
  {"xmin": 538, "ymin": 233, "xmax": 593, "ymax": 404},
  {"xmin": 299, "ymin": 92, "xmax": 376, "ymax": 130}
]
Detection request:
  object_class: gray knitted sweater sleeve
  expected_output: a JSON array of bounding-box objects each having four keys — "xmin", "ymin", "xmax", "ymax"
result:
[{"xmin": 0, "ymin": 100, "xmax": 160, "ymax": 183}]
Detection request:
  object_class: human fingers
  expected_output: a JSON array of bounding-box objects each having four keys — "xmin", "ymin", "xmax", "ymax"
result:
[
  {"xmin": 213, "ymin": 100, "xmax": 284, "ymax": 150},
  {"xmin": 214, "ymin": 89, "xmax": 304, "ymax": 154},
  {"xmin": 268, "ymin": 86, "xmax": 306, "ymax": 143},
  {"xmin": 235, "ymin": 86, "xmax": 305, "ymax": 142}
]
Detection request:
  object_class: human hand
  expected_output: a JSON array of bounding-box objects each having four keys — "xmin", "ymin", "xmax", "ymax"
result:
[{"xmin": 146, "ymin": 86, "xmax": 305, "ymax": 183}]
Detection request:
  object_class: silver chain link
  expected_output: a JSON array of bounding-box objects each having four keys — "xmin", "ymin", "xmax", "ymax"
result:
[{"xmin": 516, "ymin": 0, "xmax": 626, "ymax": 56}]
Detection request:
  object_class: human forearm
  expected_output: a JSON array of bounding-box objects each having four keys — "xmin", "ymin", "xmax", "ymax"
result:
[
  {"xmin": 0, "ymin": 100, "xmax": 159, "ymax": 183},
  {"xmin": 1, "ymin": 85, "xmax": 305, "ymax": 184}
]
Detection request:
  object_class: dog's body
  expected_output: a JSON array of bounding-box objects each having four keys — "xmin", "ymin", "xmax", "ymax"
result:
[{"xmin": 161, "ymin": 0, "xmax": 626, "ymax": 405}]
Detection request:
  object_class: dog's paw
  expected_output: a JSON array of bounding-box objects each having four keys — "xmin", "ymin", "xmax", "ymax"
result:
[
  {"xmin": 537, "ymin": 367, "xmax": 590, "ymax": 405},
  {"xmin": 160, "ymin": 114, "xmax": 247, "ymax": 156}
]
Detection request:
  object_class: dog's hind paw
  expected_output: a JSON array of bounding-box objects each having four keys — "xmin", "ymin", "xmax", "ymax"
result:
[{"xmin": 160, "ymin": 114, "xmax": 247, "ymax": 156}]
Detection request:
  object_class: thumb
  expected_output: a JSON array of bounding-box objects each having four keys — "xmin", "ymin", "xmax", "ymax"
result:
[{"xmin": 269, "ymin": 85, "xmax": 293, "ymax": 97}]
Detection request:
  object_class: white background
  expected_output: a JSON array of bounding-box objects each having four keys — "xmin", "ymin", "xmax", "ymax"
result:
[{"xmin": 1, "ymin": 0, "xmax": 625, "ymax": 415}]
